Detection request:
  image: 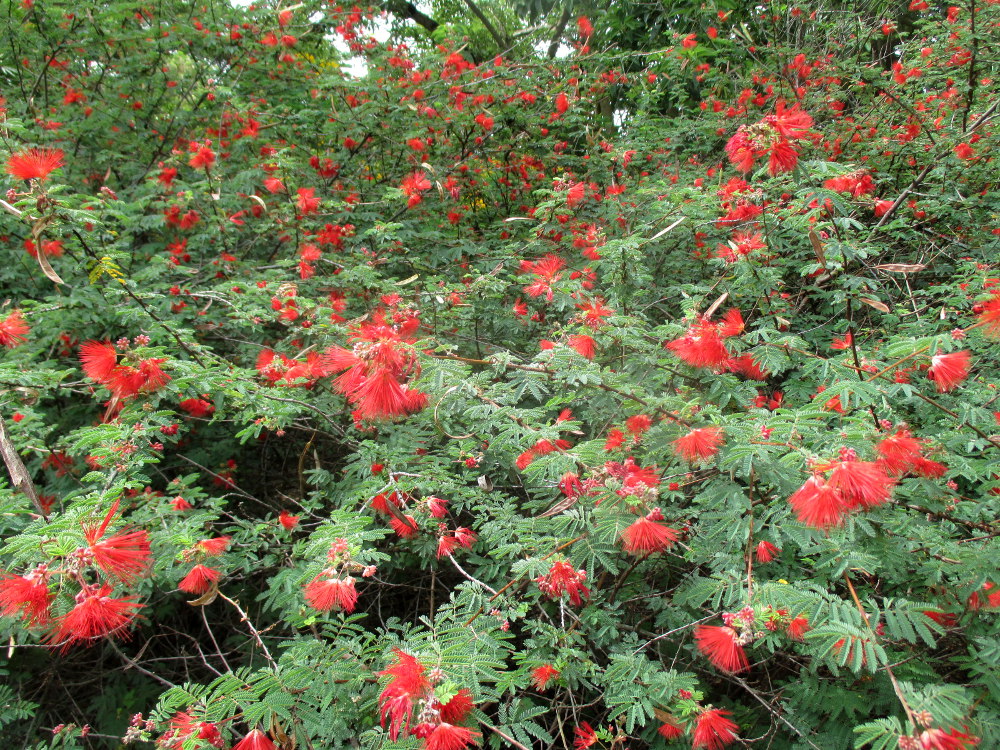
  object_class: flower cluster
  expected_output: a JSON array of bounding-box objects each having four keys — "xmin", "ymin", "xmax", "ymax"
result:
[
  {"xmin": 324, "ymin": 308, "xmax": 427, "ymax": 420},
  {"xmin": 377, "ymin": 650, "xmax": 480, "ymax": 750}
]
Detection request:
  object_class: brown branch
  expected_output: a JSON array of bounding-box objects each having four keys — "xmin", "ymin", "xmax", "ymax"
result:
[{"xmin": 0, "ymin": 413, "xmax": 47, "ymax": 519}]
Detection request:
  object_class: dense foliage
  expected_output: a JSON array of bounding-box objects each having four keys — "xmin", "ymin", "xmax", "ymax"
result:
[{"xmin": 1, "ymin": 1, "xmax": 999, "ymax": 748}]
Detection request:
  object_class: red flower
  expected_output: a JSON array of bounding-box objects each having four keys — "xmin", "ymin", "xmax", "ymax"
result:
[
  {"xmin": 187, "ymin": 142, "xmax": 215, "ymax": 170},
  {"xmin": 673, "ymin": 426, "xmax": 724, "ymax": 462},
  {"xmin": 0, "ymin": 310, "xmax": 29, "ymax": 348},
  {"xmin": 928, "ymin": 350, "xmax": 971, "ymax": 392},
  {"xmin": 915, "ymin": 727, "xmax": 979, "ymax": 750},
  {"xmin": 439, "ymin": 688, "xmax": 475, "ymax": 724},
  {"xmin": 692, "ymin": 707, "xmax": 739, "ymax": 749},
  {"xmin": 231, "ymin": 728, "xmax": 277, "ymax": 750},
  {"xmin": 573, "ymin": 722, "xmax": 597, "ymax": 749},
  {"xmin": 0, "ymin": 568, "xmax": 52, "ymax": 625},
  {"xmin": 296, "ymin": 187, "xmax": 320, "ymax": 215},
  {"xmin": 620, "ymin": 515, "xmax": 678, "ymax": 555},
  {"xmin": 377, "ymin": 650, "xmax": 431, "ymax": 740},
  {"xmin": 278, "ymin": 510, "xmax": 300, "ymax": 530},
  {"xmin": 80, "ymin": 341, "xmax": 119, "ymax": 382},
  {"xmin": 977, "ymin": 292, "xmax": 1000, "ymax": 337},
  {"xmin": 179, "ymin": 398, "xmax": 215, "ymax": 417},
  {"xmin": 754, "ymin": 540, "xmax": 779, "ymax": 563},
  {"xmin": 161, "ymin": 711, "xmax": 224, "ymax": 750},
  {"xmin": 787, "ymin": 615, "xmax": 810, "ymax": 640},
  {"xmin": 304, "ymin": 575, "xmax": 358, "ymax": 613},
  {"xmin": 530, "ymin": 664, "xmax": 559, "ymax": 690},
  {"xmin": 788, "ymin": 475, "xmax": 846, "ymax": 529},
  {"xmin": 568, "ymin": 334, "xmax": 595, "ymax": 359},
  {"xmin": 6, "ymin": 147, "xmax": 64, "ymax": 181},
  {"xmin": 418, "ymin": 722, "xmax": 480, "ymax": 750},
  {"xmin": 196, "ymin": 536, "xmax": 231, "ymax": 556},
  {"xmin": 826, "ymin": 458, "xmax": 895, "ymax": 510},
  {"xmin": 694, "ymin": 625, "xmax": 749, "ymax": 673},
  {"xmin": 178, "ymin": 565, "xmax": 221, "ymax": 595},
  {"xmin": 566, "ymin": 182, "xmax": 586, "ymax": 208},
  {"xmin": 46, "ymin": 584, "xmax": 142, "ymax": 650},
  {"xmin": 577, "ymin": 16, "xmax": 593, "ymax": 39},
  {"xmin": 768, "ymin": 140, "xmax": 800, "ymax": 175},
  {"xmin": 536, "ymin": 560, "xmax": 589, "ymax": 606},
  {"xmin": 658, "ymin": 717, "xmax": 684, "ymax": 739},
  {"xmin": 876, "ymin": 430, "xmax": 924, "ymax": 474},
  {"xmin": 82, "ymin": 500, "xmax": 152, "ymax": 584},
  {"xmin": 401, "ymin": 171, "xmax": 431, "ymax": 207},
  {"xmin": 666, "ymin": 319, "xmax": 730, "ymax": 368}
]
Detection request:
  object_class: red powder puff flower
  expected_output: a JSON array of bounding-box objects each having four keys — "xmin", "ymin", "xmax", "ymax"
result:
[
  {"xmin": 718, "ymin": 308, "xmax": 745, "ymax": 338},
  {"xmin": 754, "ymin": 540, "xmax": 779, "ymax": 563},
  {"xmin": 6, "ymin": 147, "xmax": 64, "ymax": 181},
  {"xmin": 768, "ymin": 140, "xmax": 800, "ymax": 176},
  {"xmin": 536, "ymin": 560, "xmax": 589, "ymax": 606},
  {"xmin": 620, "ymin": 515, "xmax": 678, "ymax": 555},
  {"xmin": 768, "ymin": 101, "xmax": 814, "ymax": 140},
  {"xmin": 666, "ymin": 319, "xmax": 730, "ymax": 368},
  {"xmin": 179, "ymin": 398, "xmax": 215, "ymax": 417},
  {"xmin": 658, "ymin": 717, "xmax": 684, "ymax": 739},
  {"xmin": 788, "ymin": 475, "xmax": 846, "ymax": 529},
  {"xmin": 401, "ymin": 171, "xmax": 432, "ymax": 207},
  {"xmin": 417, "ymin": 722, "xmax": 480, "ymax": 750},
  {"xmin": 876, "ymin": 430, "xmax": 924, "ymax": 474},
  {"xmin": 231, "ymin": 728, "xmax": 277, "ymax": 750},
  {"xmin": 692, "ymin": 707, "xmax": 739, "ymax": 749},
  {"xmin": 187, "ymin": 142, "xmax": 215, "ymax": 170},
  {"xmin": 296, "ymin": 187, "xmax": 320, "ymax": 215},
  {"xmin": 439, "ymin": 688, "xmax": 475, "ymax": 724},
  {"xmin": 787, "ymin": 615, "xmax": 810, "ymax": 641},
  {"xmin": 390, "ymin": 514, "xmax": 419, "ymax": 538},
  {"xmin": 694, "ymin": 625, "xmax": 749, "ymax": 673},
  {"xmin": 531, "ymin": 664, "xmax": 559, "ymax": 690},
  {"xmin": 673, "ymin": 426, "xmax": 724, "ymax": 462},
  {"xmin": 304, "ymin": 575, "xmax": 358, "ymax": 613},
  {"xmin": 80, "ymin": 341, "xmax": 119, "ymax": 382},
  {"xmin": 928, "ymin": 350, "xmax": 971, "ymax": 392},
  {"xmin": 378, "ymin": 650, "xmax": 431, "ymax": 740},
  {"xmin": 161, "ymin": 711, "xmax": 225, "ymax": 750},
  {"xmin": 577, "ymin": 16, "xmax": 593, "ymax": 39},
  {"xmin": 0, "ymin": 310, "xmax": 29, "ymax": 348},
  {"xmin": 46, "ymin": 583, "xmax": 142, "ymax": 650},
  {"xmin": 86, "ymin": 530, "xmax": 153, "ymax": 584},
  {"xmin": 0, "ymin": 567, "xmax": 52, "ymax": 625},
  {"xmin": 82, "ymin": 500, "xmax": 152, "ymax": 584},
  {"xmin": 915, "ymin": 727, "xmax": 979, "ymax": 750},
  {"xmin": 977, "ymin": 292, "xmax": 1000, "ymax": 337},
  {"xmin": 178, "ymin": 565, "xmax": 221, "ymax": 595},
  {"xmin": 568, "ymin": 334, "xmax": 595, "ymax": 359},
  {"xmin": 278, "ymin": 510, "xmax": 299, "ymax": 530},
  {"xmin": 196, "ymin": 536, "xmax": 231, "ymax": 556},
  {"xmin": 625, "ymin": 414, "xmax": 652, "ymax": 435},
  {"xmin": 826, "ymin": 458, "xmax": 895, "ymax": 510},
  {"xmin": 573, "ymin": 722, "xmax": 598, "ymax": 749}
]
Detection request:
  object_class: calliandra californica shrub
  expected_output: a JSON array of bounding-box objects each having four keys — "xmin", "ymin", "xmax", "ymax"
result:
[{"xmin": 1, "ymin": 1, "xmax": 999, "ymax": 749}]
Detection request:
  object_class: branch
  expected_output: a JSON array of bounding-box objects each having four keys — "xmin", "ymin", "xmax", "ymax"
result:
[
  {"xmin": 462, "ymin": 0, "xmax": 506, "ymax": 50},
  {"xmin": 0, "ymin": 413, "xmax": 47, "ymax": 519},
  {"xmin": 547, "ymin": 6, "xmax": 571, "ymax": 59},
  {"xmin": 384, "ymin": 0, "xmax": 439, "ymax": 34}
]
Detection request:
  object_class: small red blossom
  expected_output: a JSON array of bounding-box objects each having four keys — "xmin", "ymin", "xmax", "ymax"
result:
[
  {"xmin": 178, "ymin": 564, "xmax": 220, "ymax": 595},
  {"xmin": 304, "ymin": 575, "xmax": 358, "ymax": 613},
  {"xmin": 620, "ymin": 515, "xmax": 678, "ymax": 555},
  {"xmin": 928, "ymin": 350, "xmax": 971, "ymax": 392},
  {"xmin": 0, "ymin": 310, "xmax": 29, "ymax": 348},
  {"xmin": 46, "ymin": 584, "xmax": 142, "ymax": 650},
  {"xmin": 0, "ymin": 568, "xmax": 52, "ymax": 625},
  {"xmin": 692, "ymin": 707, "xmax": 739, "ymax": 749},
  {"xmin": 694, "ymin": 624, "xmax": 749, "ymax": 673},
  {"xmin": 6, "ymin": 147, "xmax": 64, "ymax": 181},
  {"xmin": 673, "ymin": 426, "xmax": 724, "ymax": 462},
  {"xmin": 531, "ymin": 664, "xmax": 559, "ymax": 690},
  {"xmin": 231, "ymin": 728, "xmax": 277, "ymax": 750}
]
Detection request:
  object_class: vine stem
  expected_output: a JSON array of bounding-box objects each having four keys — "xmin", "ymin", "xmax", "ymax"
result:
[
  {"xmin": 842, "ymin": 572, "xmax": 917, "ymax": 729},
  {"xmin": 216, "ymin": 591, "xmax": 278, "ymax": 671}
]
